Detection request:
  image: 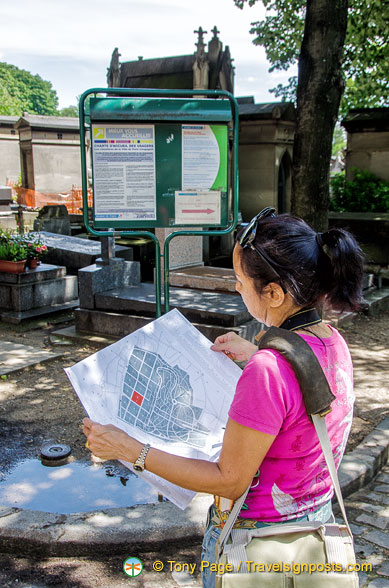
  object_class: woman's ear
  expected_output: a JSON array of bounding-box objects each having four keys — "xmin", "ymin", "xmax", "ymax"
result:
[{"xmin": 263, "ymin": 282, "xmax": 286, "ymax": 308}]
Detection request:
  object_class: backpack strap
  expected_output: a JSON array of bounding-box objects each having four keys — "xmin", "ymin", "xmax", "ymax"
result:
[{"xmin": 258, "ymin": 326, "xmax": 335, "ymax": 417}]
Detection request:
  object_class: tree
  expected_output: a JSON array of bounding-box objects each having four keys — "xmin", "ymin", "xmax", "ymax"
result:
[
  {"xmin": 0, "ymin": 62, "xmax": 59, "ymax": 116},
  {"xmin": 58, "ymin": 105, "xmax": 79, "ymax": 117},
  {"xmin": 235, "ymin": 0, "xmax": 389, "ymax": 115},
  {"xmin": 292, "ymin": 0, "xmax": 348, "ymax": 228},
  {"xmin": 236, "ymin": 0, "xmax": 350, "ymax": 228}
]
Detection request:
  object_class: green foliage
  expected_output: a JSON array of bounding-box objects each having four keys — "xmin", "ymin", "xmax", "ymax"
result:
[
  {"xmin": 0, "ymin": 62, "xmax": 59, "ymax": 116},
  {"xmin": 234, "ymin": 0, "xmax": 389, "ymax": 114},
  {"xmin": 330, "ymin": 169, "xmax": 389, "ymax": 212},
  {"xmin": 59, "ymin": 105, "xmax": 79, "ymax": 117},
  {"xmin": 0, "ymin": 230, "xmax": 48, "ymax": 261},
  {"xmin": 332, "ymin": 124, "xmax": 346, "ymax": 158},
  {"xmin": 0, "ymin": 230, "xmax": 28, "ymax": 261}
]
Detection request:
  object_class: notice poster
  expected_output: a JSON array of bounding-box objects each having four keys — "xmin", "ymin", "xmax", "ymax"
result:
[
  {"xmin": 182, "ymin": 125, "xmax": 227, "ymax": 191},
  {"xmin": 175, "ymin": 191, "xmax": 221, "ymax": 225},
  {"xmin": 92, "ymin": 124, "xmax": 156, "ymax": 222}
]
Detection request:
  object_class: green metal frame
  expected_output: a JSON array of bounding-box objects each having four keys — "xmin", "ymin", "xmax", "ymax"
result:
[{"xmin": 79, "ymin": 87, "xmax": 239, "ymax": 316}]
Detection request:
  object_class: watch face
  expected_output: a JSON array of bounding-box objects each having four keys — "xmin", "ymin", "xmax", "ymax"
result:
[{"xmin": 133, "ymin": 464, "xmax": 143, "ymax": 472}]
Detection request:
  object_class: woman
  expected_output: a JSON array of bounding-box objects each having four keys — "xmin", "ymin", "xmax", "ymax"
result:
[{"xmin": 83, "ymin": 209, "xmax": 364, "ymax": 588}]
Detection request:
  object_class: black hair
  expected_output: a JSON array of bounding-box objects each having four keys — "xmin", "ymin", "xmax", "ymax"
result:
[{"xmin": 237, "ymin": 214, "xmax": 365, "ymax": 312}]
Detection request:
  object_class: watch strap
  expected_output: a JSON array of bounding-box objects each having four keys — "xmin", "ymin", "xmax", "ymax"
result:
[{"xmin": 133, "ymin": 443, "xmax": 151, "ymax": 471}]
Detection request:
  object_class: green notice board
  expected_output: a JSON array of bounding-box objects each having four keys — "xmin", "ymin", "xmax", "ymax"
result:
[{"xmin": 90, "ymin": 99, "xmax": 230, "ymax": 228}]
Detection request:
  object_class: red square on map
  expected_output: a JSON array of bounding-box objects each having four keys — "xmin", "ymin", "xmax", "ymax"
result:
[{"xmin": 131, "ymin": 390, "xmax": 144, "ymax": 407}]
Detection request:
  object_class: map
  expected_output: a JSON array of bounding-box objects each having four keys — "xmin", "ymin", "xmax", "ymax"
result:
[
  {"xmin": 65, "ymin": 309, "xmax": 242, "ymax": 509},
  {"xmin": 119, "ymin": 347, "xmax": 209, "ymax": 448}
]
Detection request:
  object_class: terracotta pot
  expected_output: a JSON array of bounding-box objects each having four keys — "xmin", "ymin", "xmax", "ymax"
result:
[
  {"xmin": 0, "ymin": 259, "xmax": 27, "ymax": 274},
  {"xmin": 27, "ymin": 257, "xmax": 39, "ymax": 269}
]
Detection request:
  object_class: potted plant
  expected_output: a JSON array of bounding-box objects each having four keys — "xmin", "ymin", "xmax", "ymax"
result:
[
  {"xmin": 25, "ymin": 234, "xmax": 48, "ymax": 269},
  {"xmin": 0, "ymin": 230, "xmax": 28, "ymax": 273}
]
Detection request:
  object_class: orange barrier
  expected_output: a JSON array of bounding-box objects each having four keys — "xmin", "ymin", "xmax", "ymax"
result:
[{"xmin": 15, "ymin": 186, "xmax": 93, "ymax": 214}]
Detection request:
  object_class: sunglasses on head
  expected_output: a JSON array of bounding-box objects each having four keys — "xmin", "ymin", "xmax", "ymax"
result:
[{"xmin": 239, "ymin": 207, "xmax": 282, "ymax": 282}]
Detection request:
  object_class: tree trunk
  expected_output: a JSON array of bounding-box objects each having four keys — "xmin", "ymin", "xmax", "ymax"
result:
[{"xmin": 291, "ymin": 0, "xmax": 348, "ymax": 230}]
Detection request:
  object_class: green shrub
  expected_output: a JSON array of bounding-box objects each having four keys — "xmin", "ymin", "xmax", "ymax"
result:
[
  {"xmin": 0, "ymin": 240, "xmax": 27, "ymax": 261},
  {"xmin": 330, "ymin": 169, "xmax": 389, "ymax": 213},
  {"xmin": 0, "ymin": 229, "xmax": 28, "ymax": 261}
]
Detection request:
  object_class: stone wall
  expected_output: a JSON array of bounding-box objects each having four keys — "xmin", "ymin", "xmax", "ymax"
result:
[
  {"xmin": 238, "ymin": 119, "xmax": 294, "ymax": 221},
  {"xmin": 346, "ymin": 130, "xmax": 389, "ymax": 182},
  {"xmin": 0, "ymin": 121, "xmax": 20, "ymax": 185},
  {"xmin": 32, "ymin": 141, "xmax": 83, "ymax": 193}
]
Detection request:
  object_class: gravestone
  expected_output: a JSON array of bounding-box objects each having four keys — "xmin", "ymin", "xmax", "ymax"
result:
[{"xmin": 33, "ymin": 205, "xmax": 71, "ymax": 235}]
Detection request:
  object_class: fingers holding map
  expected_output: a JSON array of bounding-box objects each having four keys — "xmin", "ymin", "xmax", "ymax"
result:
[{"xmin": 65, "ymin": 309, "xmax": 242, "ymax": 509}]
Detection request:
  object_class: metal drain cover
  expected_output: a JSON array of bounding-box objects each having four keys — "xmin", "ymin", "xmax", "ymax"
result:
[{"xmin": 40, "ymin": 443, "xmax": 71, "ymax": 460}]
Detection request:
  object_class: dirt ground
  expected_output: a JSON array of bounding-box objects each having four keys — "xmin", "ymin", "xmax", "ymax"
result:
[
  {"xmin": 0, "ymin": 309, "xmax": 388, "ymax": 587},
  {"xmin": 1, "ymin": 308, "xmax": 388, "ymax": 473}
]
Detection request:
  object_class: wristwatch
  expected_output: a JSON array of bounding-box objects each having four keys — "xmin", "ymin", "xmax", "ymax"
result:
[{"xmin": 133, "ymin": 443, "xmax": 151, "ymax": 472}]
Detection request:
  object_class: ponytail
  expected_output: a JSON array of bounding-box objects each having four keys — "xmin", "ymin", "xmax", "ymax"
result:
[
  {"xmin": 316, "ymin": 228, "xmax": 365, "ymax": 311},
  {"xmin": 238, "ymin": 214, "xmax": 365, "ymax": 313}
]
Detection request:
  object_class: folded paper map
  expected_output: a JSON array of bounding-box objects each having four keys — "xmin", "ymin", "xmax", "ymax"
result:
[{"xmin": 65, "ymin": 309, "xmax": 242, "ymax": 509}]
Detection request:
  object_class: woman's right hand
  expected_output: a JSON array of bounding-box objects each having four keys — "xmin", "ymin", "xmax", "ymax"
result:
[{"xmin": 211, "ymin": 332, "xmax": 257, "ymax": 362}]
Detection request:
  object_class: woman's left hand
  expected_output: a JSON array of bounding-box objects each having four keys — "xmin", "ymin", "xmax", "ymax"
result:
[{"xmin": 83, "ymin": 417, "xmax": 139, "ymax": 462}]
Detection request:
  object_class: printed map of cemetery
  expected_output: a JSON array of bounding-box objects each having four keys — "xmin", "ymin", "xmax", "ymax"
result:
[
  {"xmin": 118, "ymin": 346, "xmax": 209, "ymax": 449},
  {"xmin": 66, "ymin": 309, "xmax": 243, "ymax": 507}
]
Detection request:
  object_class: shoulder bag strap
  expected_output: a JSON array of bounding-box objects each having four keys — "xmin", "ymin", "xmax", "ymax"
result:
[{"xmin": 217, "ymin": 328, "xmax": 352, "ymax": 557}]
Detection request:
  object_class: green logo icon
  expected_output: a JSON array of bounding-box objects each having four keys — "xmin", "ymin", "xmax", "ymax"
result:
[{"xmin": 123, "ymin": 556, "xmax": 143, "ymax": 577}]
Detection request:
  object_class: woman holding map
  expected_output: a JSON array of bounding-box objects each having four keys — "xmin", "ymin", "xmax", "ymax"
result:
[{"xmin": 83, "ymin": 208, "xmax": 364, "ymax": 588}]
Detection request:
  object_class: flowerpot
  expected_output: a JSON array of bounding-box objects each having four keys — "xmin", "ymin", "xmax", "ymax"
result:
[
  {"xmin": 0, "ymin": 259, "xmax": 27, "ymax": 274},
  {"xmin": 27, "ymin": 257, "xmax": 39, "ymax": 269}
]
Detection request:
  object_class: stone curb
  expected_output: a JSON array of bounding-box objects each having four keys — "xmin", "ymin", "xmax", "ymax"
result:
[
  {"xmin": 338, "ymin": 417, "xmax": 389, "ymax": 499},
  {"xmin": 0, "ymin": 417, "xmax": 388, "ymax": 558}
]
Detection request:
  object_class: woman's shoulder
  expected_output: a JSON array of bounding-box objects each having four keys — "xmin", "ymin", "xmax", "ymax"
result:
[
  {"xmin": 244, "ymin": 346, "xmax": 300, "ymax": 384},
  {"xmin": 246, "ymin": 325, "xmax": 351, "ymax": 378},
  {"xmin": 299, "ymin": 325, "xmax": 351, "ymax": 357}
]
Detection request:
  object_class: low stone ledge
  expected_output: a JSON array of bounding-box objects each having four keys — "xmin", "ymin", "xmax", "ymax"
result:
[
  {"xmin": 0, "ymin": 494, "xmax": 212, "ymax": 557},
  {"xmin": 1, "ymin": 420, "xmax": 388, "ymax": 557},
  {"xmin": 338, "ymin": 417, "xmax": 389, "ymax": 498}
]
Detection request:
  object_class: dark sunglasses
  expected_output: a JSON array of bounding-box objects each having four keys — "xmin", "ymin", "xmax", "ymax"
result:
[{"xmin": 239, "ymin": 207, "xmax": 282, "ymax": 282}]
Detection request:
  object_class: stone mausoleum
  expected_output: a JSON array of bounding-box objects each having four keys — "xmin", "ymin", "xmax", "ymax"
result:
[
  {"xmin": 342, "ymin": 107, "xmax": 389, "ymax": 182},
  {"xmin": 106, "ymin": 28, "xmax": 295, "ymax": 220},
  {"xmin": 107, "ymin": 26, "xmax": 234, "ymax": 94},
  {"xmin": 15, "ymin": 114, "xmax": 90, "ymax": 194}
]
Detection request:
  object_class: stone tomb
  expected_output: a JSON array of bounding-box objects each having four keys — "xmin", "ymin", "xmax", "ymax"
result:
[
  {"xmin": 169, "ymin": 265, "xmax": 236, "ymax": 292},
  {"xmin": 74, "ymin": 280, "xmax": 260, "ymax": 343},
  {"xmin": 36, "ymin": 232, "xmax": 133, "ymax": 272},
  {"xmin": 33, "ymin": 205, "xmax": 71, "ymax": 236},
  {"xmin": 0, "ymin": 264, "xmax": 79, "ymax": 323},
  {"xmin": 70, "ymin": 236, "xmax": 260, "ymax": 344}
]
